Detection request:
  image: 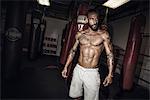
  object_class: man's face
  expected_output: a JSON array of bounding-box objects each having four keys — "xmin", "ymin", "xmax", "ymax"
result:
[{"xmin": 88, "ymin": 13, "xmax": 99, "ymax": 31}]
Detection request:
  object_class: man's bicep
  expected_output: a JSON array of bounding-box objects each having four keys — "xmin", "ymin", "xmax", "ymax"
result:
[
  {"xmin": 72, "ymin": 32, "xmax": 81, "ymax": 50},
  {"xmin": 103, "ymin": 35, "xmax": 113, "ymax": 55},
  {"xmin": 72, "ymin": 39, "xmax": 79, "ymax": 50},
  {"xmin": 69, "ymin": 39, "xmax": 79, "ymax": 58}
]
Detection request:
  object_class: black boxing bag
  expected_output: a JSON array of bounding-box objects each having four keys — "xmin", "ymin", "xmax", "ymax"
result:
[
  {"xmin": 38, "ymin": 19, "xmax": 46, "ymax": 55},
  {"xmin": 28, "ymin": 16, "xmax": 41, "ymax": 60},
  {"xmin": 3, "ymin": 1, "xmax": 26, "ymax": 80}
]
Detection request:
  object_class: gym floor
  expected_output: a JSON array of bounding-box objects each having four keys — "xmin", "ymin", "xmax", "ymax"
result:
[{"xmin": 2, "ymin": 53, "xmax": 149, "ymax": 100}]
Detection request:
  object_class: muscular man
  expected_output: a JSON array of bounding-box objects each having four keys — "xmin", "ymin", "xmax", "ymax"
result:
[{"xmin": 62, "ymin": 9, "xmax": 114, "ymax": 100}]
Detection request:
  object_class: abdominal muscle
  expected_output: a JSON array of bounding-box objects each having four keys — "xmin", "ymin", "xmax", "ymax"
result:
[{"xmin": 78, "ymin": 46, "xmax": 101, "ymax": 68}]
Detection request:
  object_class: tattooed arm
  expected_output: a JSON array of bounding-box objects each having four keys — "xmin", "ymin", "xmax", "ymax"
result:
[
  {"xmin": 62, "ymin": 32, "xmax": 80, "ymax": 78},
  {"xmin": 64, "ymin": 35, "xmax": 79, "ymax": 69},
  {"xmin": 102, "ymin": 31, "xmax": 114, "ymax": 86}
]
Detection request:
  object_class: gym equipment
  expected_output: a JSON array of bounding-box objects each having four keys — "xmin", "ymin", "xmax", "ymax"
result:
[
  {"xmin": 122, "ymin": 14, "xmax": 146, "ymax": 90},
  {"xmin": 3, "ymin": 1, "xmax": 26, "ymax": 80}
]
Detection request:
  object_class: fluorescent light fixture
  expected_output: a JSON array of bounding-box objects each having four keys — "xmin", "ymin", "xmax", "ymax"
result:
[
  {"xmin": 103, "ymin": 0, "xmax": 130, "ymax": 9},
  {"xmin": 37, "ymin": 0, "xmax": 50, "ymax": 6}
]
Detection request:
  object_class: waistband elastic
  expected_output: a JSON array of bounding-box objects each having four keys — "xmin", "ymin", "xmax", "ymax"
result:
[{"xmin": 76, "ymin": 64, "xmax": 99, "ymax": 71}]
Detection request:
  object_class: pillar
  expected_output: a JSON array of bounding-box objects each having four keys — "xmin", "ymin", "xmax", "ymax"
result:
[{"xmin": 3, "ymin": 1, "xmax": 26, "ymax": 80}]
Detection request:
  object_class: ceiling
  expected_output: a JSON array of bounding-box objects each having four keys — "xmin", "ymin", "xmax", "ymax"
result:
[
  {"xmin": 34, "ymin": 0, "xmax": 149, "ymax": 21},
  {"xmin": 2, "ymin": 0, "xmax": 149, "ymax": 21}
]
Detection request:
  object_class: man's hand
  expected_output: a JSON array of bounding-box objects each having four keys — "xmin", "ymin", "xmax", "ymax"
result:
[
  {"xmin": 103, "ymin": 75, "xmax": 113, "ymax": 87},
  {"xmin": 61, "ymin": 68, "xmax": 68, "ymax": 78}
]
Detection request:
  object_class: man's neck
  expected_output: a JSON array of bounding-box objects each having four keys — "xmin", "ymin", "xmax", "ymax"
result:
[{"xmin": 88, "ymin": 28, "xmax": 98, "ymax": 33}]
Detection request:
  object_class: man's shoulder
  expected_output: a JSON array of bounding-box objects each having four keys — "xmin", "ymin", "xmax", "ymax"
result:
[
  {"xmin": 98, "ymin": 29, "xmax": 109, "ymax": 39},
  {"xmin": 79, "ymin": 29, "xmax": 89, "ymax": 34},
  {"xmin": 76, "ymin": 29, "xmax": 89, "ymax": 38}
]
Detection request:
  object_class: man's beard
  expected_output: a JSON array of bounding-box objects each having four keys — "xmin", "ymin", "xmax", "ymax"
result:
[{"xmin": 89, "ymin": 23, "xmax": 98, "ymax": 31}]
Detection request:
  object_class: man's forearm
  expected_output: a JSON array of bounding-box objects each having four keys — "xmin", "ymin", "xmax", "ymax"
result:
[
  {"xmin": 107, "ymin": 52, "xmax": 114, "ymax": 77},
  {"xmin": 64, "ymin": 49, "xmax": 76, "ymax": 69}
]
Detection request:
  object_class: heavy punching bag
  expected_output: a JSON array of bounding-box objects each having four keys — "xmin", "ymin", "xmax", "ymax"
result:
[
  {"xmin": 60, "ymin": 21, "xmax": 74, "ymax": 65},
  {"xmin": 60, "ymin": 3, "xmax": 89, "ymax": 66},
  {"xmin": 28, "ymin": 11, "xmax": 41, "ymax": 60},
  {"xmin": 3, "ymin": 1, "xmax": 26, "ymax": 80},
  {"xmin": 122, "ymin": 14, "xmax": 146, "ymax": 90},
  {"xmin": 38, "ymin": 19, "xmax": 46, "ymax": 55},
  {"xmin": 60, "ymin": 3, "xmax": 89, "ymax": 82},
  {"xmin": 77, "ymin": 3, "xmax": 89, "ymax": 31},
  {"xmin": 67, "ymin": 3, "xmax": 89, "ymax": 73}
]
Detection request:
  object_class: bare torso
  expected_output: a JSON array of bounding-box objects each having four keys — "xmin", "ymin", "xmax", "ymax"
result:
[{"xmin": 78, "ymin": 29, "xmax": 105, "ymax": 68}]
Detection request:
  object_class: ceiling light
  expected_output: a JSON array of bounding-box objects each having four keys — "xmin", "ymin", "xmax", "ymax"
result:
[
  {"xmin": 103, "ymin": 0, "xmax": 130, "ymax": 9},
  {"xmin": 37, "ymin": 0, "xmax": 50, "ymax": 6}
]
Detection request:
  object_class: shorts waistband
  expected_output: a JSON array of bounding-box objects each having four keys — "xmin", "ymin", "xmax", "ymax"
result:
[{"xmin": 76, "ymin": 64, "xmax": 99, "ymax": 71}]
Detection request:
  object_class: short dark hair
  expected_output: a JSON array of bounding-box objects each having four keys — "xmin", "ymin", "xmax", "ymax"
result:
[{"xmin": 87, "ymin": 9, "xmax": 99, "ymax": 18}]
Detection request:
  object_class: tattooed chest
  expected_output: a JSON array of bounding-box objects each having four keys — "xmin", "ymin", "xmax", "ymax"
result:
[{"xmin": 79, "ymin": 34, "xmax": 103, "ymax": 46}]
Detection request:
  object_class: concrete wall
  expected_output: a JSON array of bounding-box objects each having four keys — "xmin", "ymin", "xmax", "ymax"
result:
[
  {"xmin": 137, "ymin": 12, "xmax": 150, "ymax": 88},
  {"xmin": 44, "ymin": 17, "xmax": 68, "ymax": 56},
  {"xmin": 110, "ymin": 16, "xmax": 131, "ymax": 49},
  {"xmin": 24, "ymin": 14, "xmax": 68, "ymax": 56}
]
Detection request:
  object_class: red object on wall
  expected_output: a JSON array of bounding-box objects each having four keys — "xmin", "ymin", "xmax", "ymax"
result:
[
  {"xmin": 60, "ymin": 3, "xmax": 89, "ymax": 81},
  {"xmin": 60, "ymin": 3, "xmax": 89, "ymax": 66},
  {"xmin": 60, "ymin": 21, "xmax": 77, "ymax": 65},
  {"xmin": 60, "ymin": 19, "xmax": 78, "ymax": 78},
  {"xmin": 122, "ymin": 14, "xmax": 146, "ymax": 90},
  {"xmin": 77, "ymin": 3, "xmax": 89, "ymax": 15}
]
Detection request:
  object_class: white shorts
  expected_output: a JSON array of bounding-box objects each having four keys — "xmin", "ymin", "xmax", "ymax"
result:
[{"xmin": 69, "ymin": 64, "xmax": 101, "ymax": 100}]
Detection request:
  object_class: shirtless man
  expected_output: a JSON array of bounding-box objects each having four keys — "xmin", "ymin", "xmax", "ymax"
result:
[{"xmin": 62, "ymin": 9, "xmax": 114, "ymax": 100}]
